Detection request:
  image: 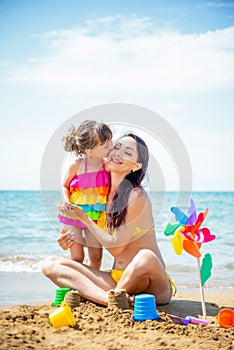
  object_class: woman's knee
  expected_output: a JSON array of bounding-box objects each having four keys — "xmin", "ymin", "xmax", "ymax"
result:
[
  {"xmin": 131, "ymin": 249, "xmax": 158, "ymax": 272},
  {"xmin": 41, "ymin": 255, "xmax": 61, "ymax": 277}
]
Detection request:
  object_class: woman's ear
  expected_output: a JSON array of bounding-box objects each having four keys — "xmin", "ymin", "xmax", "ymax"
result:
[
  {"xmin": 132, "ymin": 162, "xmax": 142, "ymax": 173},
  {"xmin": 84, "ymin": 149, "xmax": 91, "ymax": 154}
]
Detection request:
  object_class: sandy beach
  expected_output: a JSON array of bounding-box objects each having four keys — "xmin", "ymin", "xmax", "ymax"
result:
[{"xmin": 0, "ymin": 291, "xmax": 233, "ymax": 350}]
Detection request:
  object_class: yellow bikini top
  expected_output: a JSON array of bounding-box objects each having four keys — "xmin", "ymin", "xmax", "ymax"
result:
[
  {"xmin": 97, "ymin": 212, "xmax": 154, "ymax": 236},
  {"xmin": 132, "ymin": 225, "xmax": 155, "ymax": 236}
]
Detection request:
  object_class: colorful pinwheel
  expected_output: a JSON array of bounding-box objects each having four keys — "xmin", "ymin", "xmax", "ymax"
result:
[
  {"xmin": 164, "ymin": 198, "xmax": 215, "ymax": 257},
  {"xmin": 164, "ymin": 198, "xmax": 216, "ymax": 320}
]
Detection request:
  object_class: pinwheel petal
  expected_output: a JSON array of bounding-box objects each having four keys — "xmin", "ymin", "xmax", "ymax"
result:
[
  {"xmin": 164, "ymin": 223, "xmax": 180, "ymax": 236},
  {"xmin": 181, "ymin": 227, "xmax": 215, "ymax": 243},
  {"xmin": 196, "ymin": 228, "xmax": 216, "ymax": 243},
  {"xmin": 186, "ymin": 198, "xmax": 197, "ymax": 225},
  {"xmin": 195, "ymin": 208, "xmax": 209, "ymax": 230},
  {"xmin": 186, "ymin": 212, "xmax": 197, "ymax": 225},
  {"xmin": 171, "ymin": 207, "xmax": 188, "ymax": 225},
  {"xmin": 200, "ymin": 253, "xmax": 213, "ymax": 286},
  {"xmin": 172, "ymin": 229, "xmax": 183, "ymax": 255},
  {"xmin": 183, "ymin": 240, "xmax": 201, "ymax": 258},
  {"xmin": 187, "ymin": 198, "xmax": 196, "ymax": 216}
]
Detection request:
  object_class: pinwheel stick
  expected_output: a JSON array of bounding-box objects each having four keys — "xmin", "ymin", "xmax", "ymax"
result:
[{"xmin": 197, "ymin": 257, "xmax": 207, "ymax": 320}]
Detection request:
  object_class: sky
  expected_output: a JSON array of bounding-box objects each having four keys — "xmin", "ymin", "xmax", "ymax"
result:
[{"xmin": 0, "ymin": 0, "xmax": 233, "ymax": 191}]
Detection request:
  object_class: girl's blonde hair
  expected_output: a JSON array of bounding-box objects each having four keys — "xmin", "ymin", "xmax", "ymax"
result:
[{"xmin": 62, "ymin": 120, "xmax": 112, "ymax": 156}]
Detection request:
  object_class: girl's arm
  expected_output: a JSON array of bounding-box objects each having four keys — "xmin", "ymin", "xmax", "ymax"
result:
[
  {"xmin": 58, "ymin": 189, "xmax": 154, "ymax": 256},
  {"xmin": 61, "ymin": 161, "xmax": 81, "ymax": 201}
]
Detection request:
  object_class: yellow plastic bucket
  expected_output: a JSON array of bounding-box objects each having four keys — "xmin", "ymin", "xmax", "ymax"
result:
[{"xmin": 49, "ymin": 301, "xmax": 76, "ymax": 328}]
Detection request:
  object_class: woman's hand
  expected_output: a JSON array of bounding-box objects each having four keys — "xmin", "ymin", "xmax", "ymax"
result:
[{"xmin": 58, "ymin": 202, "xmax": 88, "ymax": 224}]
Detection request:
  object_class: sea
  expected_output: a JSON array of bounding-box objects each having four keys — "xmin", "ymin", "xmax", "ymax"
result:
[{"xmin": 0, "ymin": 190, "xmax": 233, "ymax": 306}]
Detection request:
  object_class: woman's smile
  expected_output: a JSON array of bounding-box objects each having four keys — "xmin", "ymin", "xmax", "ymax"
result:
[{"xmin": 109, "ymin": 157, "xmax": 123, "ymax": 165}]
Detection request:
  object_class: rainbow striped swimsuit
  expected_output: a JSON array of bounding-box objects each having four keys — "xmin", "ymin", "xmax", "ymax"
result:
[{"xmin": 58, "ymin": 159, "xmax": 110, "ymax": 229}]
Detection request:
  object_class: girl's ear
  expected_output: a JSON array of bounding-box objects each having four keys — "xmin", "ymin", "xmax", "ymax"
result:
[{"xmin": 84, "ymin": 149, "xmax": 91, "ymax": 154}]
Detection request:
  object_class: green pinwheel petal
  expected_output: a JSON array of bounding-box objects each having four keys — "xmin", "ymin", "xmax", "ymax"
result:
[
  {"xmin": 200, "ymin": 253, "xmax": 213, "ymax": 286},
  {"xmin": 164, "ymin": 223, "xmax": 180, "ymax": 236}
]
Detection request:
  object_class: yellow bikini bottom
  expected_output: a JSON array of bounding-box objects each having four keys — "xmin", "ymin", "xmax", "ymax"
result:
[
  {"xmin": 107, "ymin": 269, "xmax": 177, "ymax": 296},
  {"xmin": 167, "ymin": 273, "xmax": 177, "ymax": 296},
  {"xmin": 107, "ymin": 269, "xmax": 124, "ymax": 284}
]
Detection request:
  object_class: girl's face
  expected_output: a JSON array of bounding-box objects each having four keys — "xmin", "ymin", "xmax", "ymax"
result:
[
  {"xmin": 107, "ymin": 136, "xmax": 142, "ymax": 174},
  {"xmin": 88, "ymin": 139, "xmax": 113, "ymax": 158}
]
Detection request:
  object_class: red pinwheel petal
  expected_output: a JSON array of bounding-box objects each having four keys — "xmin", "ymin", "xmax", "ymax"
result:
[
  {"xmin": 195, "ymin": 228, "xmax": 216, "ymax": 243},
  {"xmin": 182, "ymin": 227, "xmax": 216, "ymax": 243},
  {"xmin": 195, "ymin": 208, "xmax": 209, "ymax": 230}
]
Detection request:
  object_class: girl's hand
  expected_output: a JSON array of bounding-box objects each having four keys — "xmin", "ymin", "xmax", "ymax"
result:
[
  {"xmin": 58, "ymin": 202, "xmax": 88, "ymax": 223},
  {"xmin": 57, "ymin": 227, "xmax": 86, "ymax": 250},
  {"xmin": 57, "ymin": 228, "xmax": 74, "ymax": 250}
]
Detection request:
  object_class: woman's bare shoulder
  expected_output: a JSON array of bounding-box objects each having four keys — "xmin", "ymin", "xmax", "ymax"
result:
[
  {"xmin": 126, "ymin": 187, "xmax": 153, "ymax": 226},
  {"xmin": 129, "ymin": 187, "xmax": 149, "ymax": 201},
  {"xmin": 128, "ymin": 187, "xmax": 151, "ymax": 209}
]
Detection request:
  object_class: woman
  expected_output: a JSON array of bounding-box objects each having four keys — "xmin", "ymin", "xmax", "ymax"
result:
[{"xmin": 42, "ymin": 133, "xmax": 175, "ymax": 306}]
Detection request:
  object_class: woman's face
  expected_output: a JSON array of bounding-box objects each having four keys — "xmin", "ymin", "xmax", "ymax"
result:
[{"xmin": 107, "ymin": 136, "xmax": 141, "ymax": 174}]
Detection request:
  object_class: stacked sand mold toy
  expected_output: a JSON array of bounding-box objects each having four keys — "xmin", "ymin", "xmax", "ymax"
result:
[{"xmin": 52, "ymin": 288, "xmax": 70, "ymax": 306}]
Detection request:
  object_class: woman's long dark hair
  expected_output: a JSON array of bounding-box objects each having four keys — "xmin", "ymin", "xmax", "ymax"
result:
[{"xmin": 107, "ymin": 133, "xmax": 149, "ymax": 230}]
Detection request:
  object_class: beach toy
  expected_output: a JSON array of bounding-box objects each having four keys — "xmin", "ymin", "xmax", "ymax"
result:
[
  {"xmin": 52, "ymin": 287, "xmax": 70, "ymax": 306},
  {"xmin": 133, "ymin": 294, "xmax": 160, "ymax": 321},
  {"xmin": 185, "ymin": 316, "xmax": 208, "ymax": 325},
  {"xmin": 167, "ymin": 314, "xmax": 208, "ymax": 326},
  {"xmin": 164, "ymin": 198, "xmax": 216, "ymax": 320},
  {"xmin": 167, "ymin": 314, "xmax": 190, "ymax": 325},
  {"xmin": 49, "ymin": 301, "xmax": 76, "ymax": 328},
  {"xmin": 216, "ymin": 308, "xmax": 234, "ymax": 329},
  {"xmin": 64, "ymin": 290, "xmax": 81, "ymax": 309}
]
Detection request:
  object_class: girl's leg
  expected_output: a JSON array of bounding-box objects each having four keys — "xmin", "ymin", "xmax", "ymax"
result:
[
  {"xmin": 116, "ymin": 249, "xmax": 172, "ymax": 305},
  {"xmin": 42, "ymin": 255, "xmax": 116, "ymax": 305},
  {"xmin": 63, "ymin": 225, "xmax": 85, "ymax": 262},
  {"xmin": 85, "ymin": 228, "xmax": 103, "ymax": 269}
]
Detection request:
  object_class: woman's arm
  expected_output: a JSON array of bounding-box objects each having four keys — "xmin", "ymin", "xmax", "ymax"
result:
[{"xmin": 58, "ymin": 189, "xmax": 154, "ymax": 256}]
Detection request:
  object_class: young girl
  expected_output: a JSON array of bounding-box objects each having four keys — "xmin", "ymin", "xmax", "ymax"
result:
[{"xmin": 58, "ymin": 120, "xmax": 113, "ymax": 269}]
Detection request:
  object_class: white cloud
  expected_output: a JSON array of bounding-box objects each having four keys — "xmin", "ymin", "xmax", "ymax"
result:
[
  {"xmin": 206, "ymin": 1, "xmax": 234, "ymax": 9},
  {"xmin": 5, "ymin": 16, "xmax": 234, "ymax": 94}
]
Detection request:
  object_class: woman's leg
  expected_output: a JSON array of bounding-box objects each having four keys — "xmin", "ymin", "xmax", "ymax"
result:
[
  {"xmin": 42, "ymin": 255, "xmax": 116, "ymax": 305},
  {"xmin": 116, "ymin": 249, "xmax": 172, "ymax": 305},
  {"xmin": 85, "ymin": 228, "xmax": 103, "ymax": 269}
]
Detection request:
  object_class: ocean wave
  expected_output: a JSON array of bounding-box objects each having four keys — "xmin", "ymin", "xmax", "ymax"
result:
[
  {"xmin": 0, "ymin": 255, "xmax": 46, "ymax": 272},
  {"xmin": 178, "ymin": 284, "xmax": 234, "ymax": 290}
]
